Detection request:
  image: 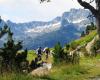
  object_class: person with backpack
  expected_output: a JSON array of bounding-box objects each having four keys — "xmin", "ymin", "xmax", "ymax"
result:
[
  {"xmin": 36, "ymin": 47, "xmax": 42, "ymax": 61},
  {"xmin": 43, "ymin": 47, "xmax": 50, "ymax": 60}
]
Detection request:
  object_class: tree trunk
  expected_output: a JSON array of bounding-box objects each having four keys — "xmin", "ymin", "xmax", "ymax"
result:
[
  {"xmin": 95, "ymin": 0, "xmax": 100, "ymax": 38},
  {"xmin": 96, "ymin": 16, "xmax": 100, "ymax": 38},
  {"xmin": 77, "ymin": 0, "xmax": 100, "ymax": 38}
]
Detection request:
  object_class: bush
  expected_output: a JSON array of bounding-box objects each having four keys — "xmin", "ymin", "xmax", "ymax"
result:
[
  {"xmin": 85, "ymin": 23, "xmax": 96, "ymax": 35},
  {"xmin": 53, "ymin": 42, "xmax": 64, "ymax": 63},
  {"xmin": 94, "ymin": 40, "xmax": 100, "ymax": 50},
  {"xmin": 0, "ymin": 27, "xmax": 28, "ymax": 73},
  {"xmin": 81, "ymin": 31, "xmax": 85, "ymax": 37}
]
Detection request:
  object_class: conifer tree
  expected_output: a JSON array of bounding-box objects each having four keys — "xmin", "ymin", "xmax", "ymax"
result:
[
  {"xmin": 53, "ymin": 42, "xmax": 64, "ymax": 63},
  {"xmin": 81, "ymin": 31, "xmax": 85, "ymax": 37}
]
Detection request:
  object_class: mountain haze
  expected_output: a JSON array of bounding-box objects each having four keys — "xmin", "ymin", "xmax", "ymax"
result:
[{"xmin": 0, "ymin": 9, "xmax": 91, "ymax": 49}]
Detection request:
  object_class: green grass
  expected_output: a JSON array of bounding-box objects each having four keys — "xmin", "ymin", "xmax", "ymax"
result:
[
  {"xmin": 0, "ymin": 72, "xmax": 50, "ymax": 80},
  {"xmin": 1, "ymin": 55, "xmax": 100, "ymax": 80},
  {"xmin": 44, "ymin": 54, "xmax": 100, "ymax": 80},
  {"xmin": 27, "ymin": 50, "xmax": 53, "ymax": 63},
  {"xmin": 0, "ymin": 30, "xmax": 99, "ymax": 80},
  {"xmin": 70, "ymin": 30, "xmax": 97, "ymax": 48},
  {"xmin": 27, "ymin": 50, "xmax": 37, "ymax": 62},
  {"xmin": 24, "ymin": 49, "xmax": 100, "ymax": 80}
]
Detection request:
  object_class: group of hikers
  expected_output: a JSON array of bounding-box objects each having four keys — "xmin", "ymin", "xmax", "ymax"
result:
[
  {"xmin": 36, "ymin": 47, "xmax": 50, "ymax": 60},
  {"xmin": 0, "ymin": 46, "xmax": 51, "ymax": 73},
  {"xmin": 30, "ymin": 47, "xmax": 51, "ymax": 70}
]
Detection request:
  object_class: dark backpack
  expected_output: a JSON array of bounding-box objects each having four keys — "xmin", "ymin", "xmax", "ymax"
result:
[{"xmin": 38, "ymin": 49, "xmax": 41, "ymax": 55}]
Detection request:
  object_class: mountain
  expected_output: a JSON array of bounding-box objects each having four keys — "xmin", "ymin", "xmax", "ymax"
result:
[{"xmin": 0, "ymin": 9, "xmax": 91, "ymax": 49}]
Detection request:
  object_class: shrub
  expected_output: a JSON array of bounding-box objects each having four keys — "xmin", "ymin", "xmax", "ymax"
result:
[
  {"xmin": 81, "ymin": 31, "xmax": 85, "ymax": 37},
  {"xmin": 53, "ymin": 42, "xmax": 64, "ymax": 63}
]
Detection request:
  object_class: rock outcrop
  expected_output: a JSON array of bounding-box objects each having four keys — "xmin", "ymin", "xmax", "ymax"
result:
[
  {"xmin": 29, "ymin": 63, "xmax": 52, "ymax": 76},
  {"xmin": 85, "ymin": 35, "xmax": 99, "ymax": 55}
]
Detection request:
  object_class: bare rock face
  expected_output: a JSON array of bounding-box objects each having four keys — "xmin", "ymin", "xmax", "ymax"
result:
[
  {"xmin": 30, "ymin": 67, "xmax": 49, "ymax": 76},
  {"xmin": 69, "ymin": 43, "xmax": 86, "ymax": 57},
  {"xmin": 29, "ymin": 63, "xmax": 52, "ymax": 77},
  {"xmin": 85, "ymin": 35, "xmax": 99, "ymax": 55}
]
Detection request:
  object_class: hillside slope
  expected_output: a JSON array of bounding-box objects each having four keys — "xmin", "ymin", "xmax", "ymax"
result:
[{"xmin": 70, "ymin": 30, "xmax": 97, "ymax": 49}]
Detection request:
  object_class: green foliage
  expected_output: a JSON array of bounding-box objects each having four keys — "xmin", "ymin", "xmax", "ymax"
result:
[
  {"xmin": 94, "ymin": 40, "xmax": 100, "ymax": 50},
  {"xmin": 90, "ymin": 40, "xmax": 100, "ymax": 56},
  {"xmin": 1, "ymin": 54, "xmax": 100, "ymax": 80},
  {"xmin": 65, "ymin": 44, "xmax": 70, "ymax": 50},
  {"xmin": 0, "ymin": 72, "xmax": 40, "ymax": 80},
  {"xmin": 27, "ymin": 50, "xmax": 37, "ymax": 62},
  {"xmin": 53, "ymin": 42, "xmax": 70, "ymax": 64},
  {"xmin": 53, "ymin": 42, "xmax": 64, "ymax": 63},
  {"xmin": 86, "ymin": 23, "xmax": 96, "ymax": 35},
  {"xmin": 70, "ymin": 30, "xmax": 97, "ymax": 49},
  {"xmin": 0, "ymin": 27, "xmax": 26, "ymax": 72},
  {"xmin": 81, "ymin": 31, "xmax": 85, "ymax": 37},
  {"xmin": 0, "ymin": 24, "xmax": 8, "ymax": 38}
]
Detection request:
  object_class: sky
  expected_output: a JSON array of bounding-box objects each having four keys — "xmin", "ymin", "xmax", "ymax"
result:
[{"xmin": 0, "ymin": 0, "xmax": 95, "ymax": 23}]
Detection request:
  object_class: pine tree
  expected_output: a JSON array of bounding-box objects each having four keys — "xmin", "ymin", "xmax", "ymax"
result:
[
  {"xmin": 0, "ymin": 24, "xmax": 23, "ymax": 72},
  {"xmin": 0, "ymin": 24, "xmax": 8, "ymax": 38},
  {"xmin": 81, "ymin": 31, "xmax": 85, "ymax": 37},
  {"xmin": 53, "ymin": 42, "xmax": 64, "ymax": 63},
  {"xmin": 0, "ymin": 28, "xmax": 23, "ymax": 71}
]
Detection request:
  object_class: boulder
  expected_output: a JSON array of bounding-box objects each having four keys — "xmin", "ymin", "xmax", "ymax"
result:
[
  {"xmin": 29, "ymin": 63, "xmax": 52, "ymax": 76},
  {"xmin": 85, "ymin": 35, "xmax": 99, "ymax": 55}
]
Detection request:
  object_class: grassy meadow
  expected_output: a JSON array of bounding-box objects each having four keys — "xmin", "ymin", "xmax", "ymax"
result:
[
  {"xmin": 0, "ymin": 30, "xmax": 100, "ymax": 80},
  {"xmin": 0, "ymin": 54, "xmax": 100, "ymax": 80}
]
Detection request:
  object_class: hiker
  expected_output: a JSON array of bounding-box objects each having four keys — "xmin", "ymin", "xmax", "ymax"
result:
[
  {"xmin": 36, "ymin": 47, "xmax": 42, "ymax": 61},
  {"xmin": 43, "ymin": 47, "xmax": 50, "ymax": 60},
  {"xmin": 30, "ymin": 57, "xmax": 38, "ymax": 70}
]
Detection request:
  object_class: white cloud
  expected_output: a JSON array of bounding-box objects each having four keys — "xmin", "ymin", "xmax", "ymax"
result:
[
  {"xmin": 0, "ymin": 0, "xmax": 95, "ymax": 23},
  {"xmin": 0, "ymin": 0, "xmax": 6, "ymax": 4},
  {"xmin": 1, "ymin": 14, "xmax": 9, "ymax": 21}
]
